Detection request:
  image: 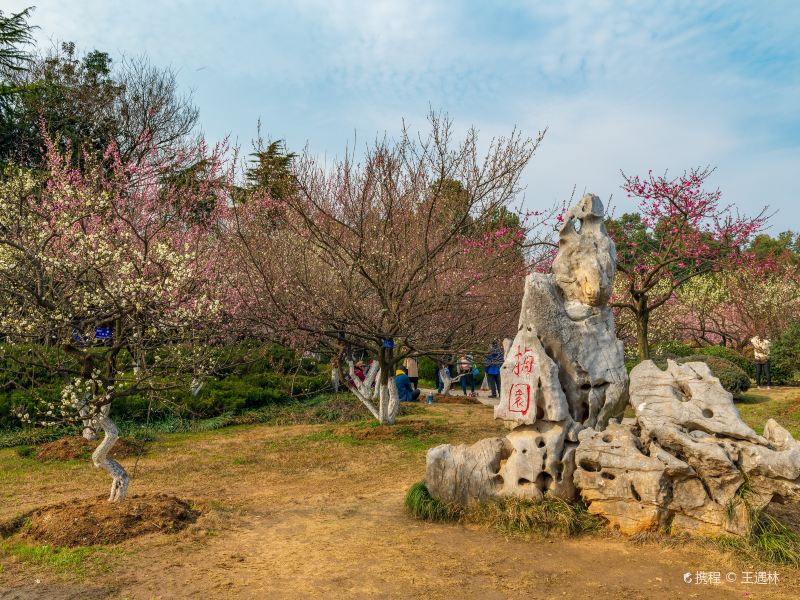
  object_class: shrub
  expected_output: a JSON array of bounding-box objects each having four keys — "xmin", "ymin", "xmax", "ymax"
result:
[
  {"xmin": 652, "ymin": 341, "xmax": 694, "ymax": 358},
  {"xmin": 0, "ymin": 341, "xmax": 330, "ymax": 428},
  {"xmin": 109, "ymin": 370, "xmax": 329, "ymax": 422},
  {"xmin": 677, "ymin": 355, "xmax": 750, "ymax": 394},
  {"xmin": 0, "ymin": 385, "xmax": 61, "ymax": 429},
  {"xmin": 695, "ymin": 345, "xmax": 755, "ymax": 378},
  {"xmin": 769, "ymin": 322, "xmax": 800, "ymax": 385},
  {"xmin": 416, "ymin": 356, "xmax": 437, "ymax": 381}
]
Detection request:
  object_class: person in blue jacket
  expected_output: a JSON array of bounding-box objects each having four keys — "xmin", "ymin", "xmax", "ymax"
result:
[
  {"xmin": 395, "ymin": 366, "xmax": 421, "ymax": 402},
  {"xmin": 485, "ymin": 340, "xmax": 504, "ymax": 398}
]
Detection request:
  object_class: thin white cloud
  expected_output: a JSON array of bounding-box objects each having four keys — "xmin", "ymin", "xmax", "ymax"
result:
[{"xmin": 4, "ymin": 0, "xmax": 799, "ymax": 228}]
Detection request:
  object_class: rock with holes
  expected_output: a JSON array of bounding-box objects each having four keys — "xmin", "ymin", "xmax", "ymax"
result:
[
  {"xmin": 498, "ymin": 422, "xmax": 581, "ymax": 500},
  {"xmin": 499, "ymin": 194, "xmax": 628, "ymax": 432},
  {"xmin": 575, "ymin": 359, "xmax": 800, "ymax": 536},
  {"xmin": 489, "ymin": 194, "xmax": 627, "ymax": 501},
  {"xmin": 493, "ymin": 328, "xmax": 569, "ymax": 425},
  {"xmin": 425, "ymin": 194, "xmax": 629, "ymax": 507},
  {"xmin": 425, "ymin": 437, "xmax": 510, "ymax": 505},
  {"xmin": 552, "ymin": 193, "xmax": 616, "ymax": 307}
]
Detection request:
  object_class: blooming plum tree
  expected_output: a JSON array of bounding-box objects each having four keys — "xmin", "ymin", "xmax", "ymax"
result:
[
  {"xmin": 0, "ymin": 132, "xmax": 228, "ymax": 500},
  {"xmin": 227, "ymin": 113, "xmax": 554, "ymax": 423},
  {"xmin": 608, "ymin": 167, "xmax": 768, "ymax": 360}
]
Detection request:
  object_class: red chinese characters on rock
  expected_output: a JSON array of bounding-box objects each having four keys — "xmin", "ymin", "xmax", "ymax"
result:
[
  {"xmin": 507, "ymin": 383, "xmax": 531, "ymax": 415},
  {"xmin": 512, "ymin": 346, "xmax": 535, "ymax": 376}
]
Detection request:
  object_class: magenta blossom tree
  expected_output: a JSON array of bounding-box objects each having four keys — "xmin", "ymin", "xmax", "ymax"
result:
[{"xmin": 607, "ymin": 167, "xmax": 768, "ymax": 361}]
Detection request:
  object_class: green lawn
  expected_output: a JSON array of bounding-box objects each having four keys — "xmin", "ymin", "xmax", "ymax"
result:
[{"xmin": 736, "ymin": 387, "xmax": 800, "ymax": 437}]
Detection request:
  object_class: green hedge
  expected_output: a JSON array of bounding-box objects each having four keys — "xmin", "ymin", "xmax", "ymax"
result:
[
  {"xmin": 0, "ymin": 341, "xmax": 330, "ymax": 428},
  {"xmin": 110, "ymin": 371, "xmax": 329, "ymax": 421},
  {"xmin": 651, "ymin": 341, "xmax": 695, "ymax": 358},
  {"xmin": 417, "ymin": 356, "xmax": 437, "ymax": 383}
]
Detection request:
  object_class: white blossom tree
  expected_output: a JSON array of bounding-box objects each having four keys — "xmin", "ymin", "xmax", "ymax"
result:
[{"xmin": 0, "ymin": 133, "xmax": 228, "ymax": 500}]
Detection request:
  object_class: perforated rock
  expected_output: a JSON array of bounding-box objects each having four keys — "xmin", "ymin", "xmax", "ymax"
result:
[
  {"xmin": 425, "ymin": 194, "xmax": 628, "ymax": 505},
  {"xmin": 425, "ymin": 437, "xmax": 511, "ymax": 505},
  {"xmin": 575, "ymin": 360, "xmax": 800, "ymax": 536}
]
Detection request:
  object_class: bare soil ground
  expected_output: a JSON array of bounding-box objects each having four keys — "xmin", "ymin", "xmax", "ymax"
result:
[{"xmin": 2, "ymin": 394, "xmax": 800, "ymax": 599}]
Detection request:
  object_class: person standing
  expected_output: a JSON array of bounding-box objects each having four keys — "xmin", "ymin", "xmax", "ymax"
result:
[
  {"xmin": 404, "ymin": 356, "xmax": 419, "ymax": 389},
  {"xmin": 459, "ymin": 354, "xmax": 476, "ymax": 396},
  {"xmin": 484, "ymin": 340, "xmax": 503, "ymax": 399},
  {"xmin": 751, "ymin": 334, "xmax": 772, "ymax": 389}
]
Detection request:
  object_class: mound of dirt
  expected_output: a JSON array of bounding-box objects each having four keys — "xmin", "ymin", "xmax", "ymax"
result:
[
  {"xmin": 7, "ymin": 494, "xmax": 200, "ymax": 547},
  {"xmin": 35, "ymin": 436, "xmax": 145, "ymax": 461}
]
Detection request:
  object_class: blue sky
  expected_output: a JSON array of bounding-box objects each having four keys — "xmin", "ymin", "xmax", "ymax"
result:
[{"xmin": 9, "ymin": 0, "xmax": 800, "ymax": 229}]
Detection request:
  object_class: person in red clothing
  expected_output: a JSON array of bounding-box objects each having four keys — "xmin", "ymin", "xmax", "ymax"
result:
[{"xmin": 353, "ymin": 360, "xmax": 367, "ymax": 382}]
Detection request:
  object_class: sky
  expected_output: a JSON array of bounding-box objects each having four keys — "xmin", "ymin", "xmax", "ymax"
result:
[{"xmin": 7, "ymin": 0, "xmax": 800, "ymax": 230}]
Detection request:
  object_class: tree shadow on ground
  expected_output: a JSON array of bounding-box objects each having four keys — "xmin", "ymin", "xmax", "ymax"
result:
[{"xmin": 735, "ymin": 393, "xmax": 771, "ymax": 405}]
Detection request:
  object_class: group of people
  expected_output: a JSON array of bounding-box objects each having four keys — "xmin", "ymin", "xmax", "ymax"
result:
[
  {"xmin": 334, "ymin": 339, "xmax": 508, "ymax": 403},
  {"xmin": 337, "ymin": 333, "xmax": 775, "ymax": 402},
  {"xmin": 435, "ymin": 339, "xmax": 505, "ymax": 398}
]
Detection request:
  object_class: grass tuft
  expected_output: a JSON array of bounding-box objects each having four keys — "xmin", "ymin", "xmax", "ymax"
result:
[
  {"xmin": 0, "ymin": 541, "xmax": 113, "ymax": 576},
  {"xmin": 404, "ymin": 482, "xmax": 602, "ymax": 537},
  {"xmin": 466, "ymin": 494, "xmax": 603, "ymax": 537},
  {"xmin": 405, "ymin": 481, "xmax": 463, "ymax": 522},
  {"xmin": 716, "ymin": 512, "xmax": 800, "ymax": 566}
]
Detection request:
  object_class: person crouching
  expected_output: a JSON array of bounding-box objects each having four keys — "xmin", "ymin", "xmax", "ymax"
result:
[{"xmin": 395, "ymin": 366, "xmax": 421, "ymax": 402}]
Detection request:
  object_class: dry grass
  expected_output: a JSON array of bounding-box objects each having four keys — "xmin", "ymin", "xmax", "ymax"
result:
[{"xmin": 3, "ymin": 396, "xmax": 800, "ymax": 598}]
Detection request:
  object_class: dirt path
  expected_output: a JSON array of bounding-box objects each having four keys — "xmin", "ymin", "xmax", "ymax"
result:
[{"xmin": 1, "ymin": 402, "xmax": 798, "ymax": 599}]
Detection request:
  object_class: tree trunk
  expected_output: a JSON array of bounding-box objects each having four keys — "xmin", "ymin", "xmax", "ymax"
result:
[
  {"xmin": 636, "ymin": 302, "xmax": 650, "ymax": 361},
  {"xmin": 439, "ymin": 367, "xmax": 463, "ymax": 396},
  {"xmin": 341, "ymin": 359, "xmax": 381, "ymax": 421},
  {"xmin": 91, "ymin": 411, "xmax": 129, "ymax": 502},
  {"xmin": 330, "ymin": 367, "xmax": 340, "ymax": 393},
  {"xmin": 77, "ymin": 392, "xmax": 103, "ymax": 440},
  {"xmin": 378, "ymin": 379, "xmax": 400, "ymax": 425},
  {"xmin": 374, "ymin": 345, "xmax": 399, "ymax": 424}
]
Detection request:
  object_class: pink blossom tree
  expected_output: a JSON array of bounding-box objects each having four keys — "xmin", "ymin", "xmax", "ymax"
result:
[
  {"xmin": 226, "ymin": 113, "xmax": 554, "ymax": 423},
  {"xmin": 0, "ymin": 132, "xmax": 228, "ymax": 501},
  {"xmin": 607, "ymin": 167, "xmax": 768, "ymax": 361}
]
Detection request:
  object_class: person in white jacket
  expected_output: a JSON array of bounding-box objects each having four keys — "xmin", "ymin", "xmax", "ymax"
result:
[{"xmin": 751, "ymin": 334, "xmax": 772, "ymax": 389}]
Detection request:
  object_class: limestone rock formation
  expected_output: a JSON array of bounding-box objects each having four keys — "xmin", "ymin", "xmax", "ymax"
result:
[
  {"xmin": 425, "ymin": 193, "xmax": 628, "ymax": 504},
  {"xmin": 490, "ymin": 194, "xmax": 628, "ymax": 501},
  {"xmin": 421, "ymin": 195, "xmax": 800, "ymax": 540},
  {"xmin": 575, "ymin": 360, "xmax": 800, "ymax": 535},
  {"xmin": 425, "ymin": 437, "xmax": 510, "ymax": 505}
]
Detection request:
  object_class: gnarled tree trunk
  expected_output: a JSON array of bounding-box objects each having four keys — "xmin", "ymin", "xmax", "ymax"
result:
[
  {"xmin": 88, "ymin": 410, "xmax": 129, "ymax": 502},
  {"xmin": 438, "ymin": 367, "xmax": 463, "ymax": 396}
]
